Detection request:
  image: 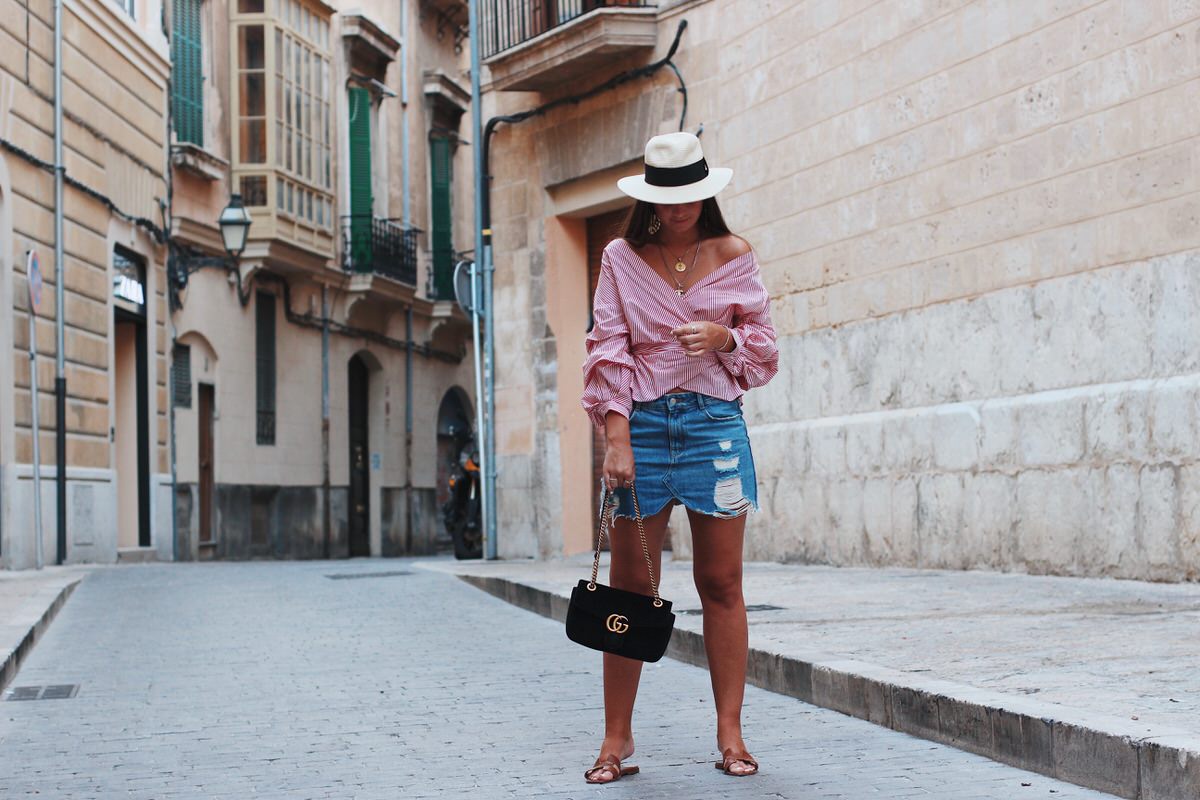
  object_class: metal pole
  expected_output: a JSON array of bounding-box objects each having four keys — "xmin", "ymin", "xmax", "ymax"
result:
[
  {"xmin": 321, "ymin": 285, "xmax": 331, "ymax": 559},
  {"xmin": 400, "ymin": 0, "xmax": 411, "ymax": 228},
  {"xmin": 469, "ymin": 262, "xmax": 486, "ymax": 557},
  {"xmin": 52, "ymin": 0, "xmax": 66, "ymax": 565},
  {"xmin": 28, "ymin": 303, "xmax": 43, "ymax": 570},
  {"xmin": 468, "ymin": 0, "xmax": 499, "ymax": 559},
  {"xmin": 404, "ymin": 307, "xmax": 414, "ymax": 553},
  {"xmin": 483, "ymin": 244, "xmax": 496, "ymax": 560}
]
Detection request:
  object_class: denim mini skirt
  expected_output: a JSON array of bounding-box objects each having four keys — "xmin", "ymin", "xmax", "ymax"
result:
[{"xmin": 611, "ymin": 391, "xmax": 759, "ymax": 521}]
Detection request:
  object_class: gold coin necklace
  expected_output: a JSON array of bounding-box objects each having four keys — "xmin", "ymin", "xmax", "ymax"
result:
[{"xmin": 659, "ymin": 238, "xmax": 702, "ymax": 296}]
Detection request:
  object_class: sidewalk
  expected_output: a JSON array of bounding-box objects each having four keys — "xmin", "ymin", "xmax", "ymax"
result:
[
  {"xmin": 423, "ymin": 556, "xmax": 1200, "ymax": 800},
  {"xmin": 0, "ymin": 564, "xmax": 97, "ymax": 693}
]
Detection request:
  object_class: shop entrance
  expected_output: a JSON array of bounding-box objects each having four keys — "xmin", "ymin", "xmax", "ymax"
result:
[{"xmin": 113, "ymin": 249, "xmax": 150, "ymax": 550}]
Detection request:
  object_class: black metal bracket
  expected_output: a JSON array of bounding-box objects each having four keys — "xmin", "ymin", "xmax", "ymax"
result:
[
  {"xmin": 434, "ymin": 3, "xmax": 469, "ymax": 53},
  {"xmin": 168, "ymin": 241, "xmax": 251, "ymax": 310}
]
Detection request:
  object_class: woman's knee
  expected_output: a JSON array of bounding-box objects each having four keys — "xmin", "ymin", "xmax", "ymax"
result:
[{"xmin": 693, "ymin": 568, "xmax": 743, "ymax": 608}]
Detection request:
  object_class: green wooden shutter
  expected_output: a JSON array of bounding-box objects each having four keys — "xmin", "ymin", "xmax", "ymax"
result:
[
  {"xmin": 171, "ymin": 0, "xmax": 203, "ymax": 146},
  {"xmin": 430, "ymin": 135, "xmax": 453, "ymax": 299},
  {"xmin": 348, "ymin": 87, "xmax": 373, "ymax": 271}
]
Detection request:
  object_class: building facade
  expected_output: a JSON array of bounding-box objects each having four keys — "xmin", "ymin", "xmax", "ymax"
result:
[
  {"xmin": 0, "ymin": 0, "xmax": 477, "ymax": 569},
  {"xmin": 1, "ymin": 0, "xmax": 173, "ymax": 569},
  {"xmin": 167, "ymin": 0, "xmax": 478, "ymax": 560},
  {"xmin": 481, "ymin": 0, "xmax": 1200, "ymax": 580}
]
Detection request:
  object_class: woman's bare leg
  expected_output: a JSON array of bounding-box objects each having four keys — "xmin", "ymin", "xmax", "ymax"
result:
[
  {"xmin": 591, "ymin": 502, "xmax": 672, "ymax": 782},
  {"xmin": 687, "ymin": 509, "xmax": 755, "ymax": 774}
]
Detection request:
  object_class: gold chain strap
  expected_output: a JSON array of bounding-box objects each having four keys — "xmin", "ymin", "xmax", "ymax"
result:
[{"xmin": 588, "ymin": 486, "xmax": 663, "ymax": 607}]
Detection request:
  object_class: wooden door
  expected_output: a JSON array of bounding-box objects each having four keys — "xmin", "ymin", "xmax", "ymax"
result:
[
  {"xmin": 198, "ymin": 383, "xmax": 215, "ymax": 547},
  {"xmin": 348, "ymin": 356, "xmax": 370, "ymax": 557}
]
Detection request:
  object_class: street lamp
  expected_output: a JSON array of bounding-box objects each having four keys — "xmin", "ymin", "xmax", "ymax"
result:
[
  {"xmin": 218, "ymin": 193, "xmax": 252, "ymax": 258},
  {"xmin": 169, "ymin": 193, "xmax": 255, "ymax": 308}
]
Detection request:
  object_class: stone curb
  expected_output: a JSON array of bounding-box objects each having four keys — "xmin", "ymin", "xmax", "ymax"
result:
[
  {"xmin": 459, "ymin": 573, "xmax": 1200, "ymax": 800},
  {"xmin": 0, "ymin": 578, "xmax": 82, "ymax": 694}
]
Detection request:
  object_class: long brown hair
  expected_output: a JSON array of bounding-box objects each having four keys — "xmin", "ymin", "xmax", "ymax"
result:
[{"xmin": 616, "ymin": 198, "xmax": 736, "ymax": 249}]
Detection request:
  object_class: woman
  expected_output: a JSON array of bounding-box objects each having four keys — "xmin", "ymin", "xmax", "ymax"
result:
[{"xmin": 580, "ymin": 132, "xmax": 779, "ymax": 784}]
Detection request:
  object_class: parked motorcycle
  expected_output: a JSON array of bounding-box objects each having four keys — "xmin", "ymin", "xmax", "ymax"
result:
[{"xmin": 442, "ymin": 432, "xmax": 482, "ymax": 559}]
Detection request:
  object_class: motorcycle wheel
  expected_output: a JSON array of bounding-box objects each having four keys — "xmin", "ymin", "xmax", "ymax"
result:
[{"xmin": 450, "ymin": 517, "xmax": 483, "ymax": 560}]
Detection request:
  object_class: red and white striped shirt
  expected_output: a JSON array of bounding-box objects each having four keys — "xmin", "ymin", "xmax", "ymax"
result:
[{"xmin": 582, "ymin": 237, "xmax": 779, "ymax": 429}]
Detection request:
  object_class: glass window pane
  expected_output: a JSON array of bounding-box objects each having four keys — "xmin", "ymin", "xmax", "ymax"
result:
[
  {"xmin": 287, "ymin": 182, "xmax": 293, "ymax": 214},
  {"xmin": 239, "ymin": 73, "xmax": 265, "ymax": 116},
  {"xmin": 285, "ymin": 127, "xmax": 292, "ymax": 171},
  {"xmin": 277, "ymin": 177, "xmax": 285, "ymax": 210},
  {"xmin": 275, "ymin": 28, "xmax": 282, "ymax": 74},
  {"xmin": 241, "ymin": 175, "xmax": 268, "ymax": 207},
  {"xmin": 240, "ymin": 119, "xmax": 266, "ymax": 163},
  {"xmin": 237, "ymin": 0, "xmax": 264, "ymax": 12},
  {"xmin": 238, "ymin": 25, "xmax": 264, "ymax": 70}
]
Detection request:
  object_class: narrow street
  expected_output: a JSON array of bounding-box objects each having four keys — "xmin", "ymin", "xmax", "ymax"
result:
[{"xmin": 1, "ymin": 561, "xmax": 1114, "ymax": 799}]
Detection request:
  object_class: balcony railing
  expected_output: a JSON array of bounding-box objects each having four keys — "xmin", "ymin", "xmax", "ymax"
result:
[
  {"xmin": 481, "ymin": 0, "xmax": 653, "ymax": 59},
  {"xmin": 341, "ymin": 216, "xmax": 421, "ymax": 286}
]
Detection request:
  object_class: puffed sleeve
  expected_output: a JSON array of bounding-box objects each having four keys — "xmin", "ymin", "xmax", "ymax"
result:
[
  {"xmin": 581, "ymin": 249, "xmax": 635, "ymax": 429},
  {"xmin": 715, "ymin": 260, "xmax": 779, "ymax": 390}
]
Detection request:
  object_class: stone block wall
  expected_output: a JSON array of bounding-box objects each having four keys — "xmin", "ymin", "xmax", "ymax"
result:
[{"xmin": 483, "ymin": 0, "xmax": 1200, "ymax": 579}]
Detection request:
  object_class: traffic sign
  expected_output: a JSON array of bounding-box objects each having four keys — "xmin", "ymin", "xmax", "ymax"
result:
[
  {"xmin": 453, "ymin": 259, "xmax": 482, "ymax": 317},
  {"xmin": 27, "ymin": 250, "xmax": 42, "ymax": 313}
]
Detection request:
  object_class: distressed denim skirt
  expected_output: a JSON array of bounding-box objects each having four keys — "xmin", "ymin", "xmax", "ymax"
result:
[{"xmin": 612, "ymin": 391, "xmax": 759, "ymax": 521}]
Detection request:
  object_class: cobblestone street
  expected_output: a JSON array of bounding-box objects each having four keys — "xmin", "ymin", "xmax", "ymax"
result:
[{"xmin": 0, "ymin": 561, "xmax": 1115, "ymax": 799}]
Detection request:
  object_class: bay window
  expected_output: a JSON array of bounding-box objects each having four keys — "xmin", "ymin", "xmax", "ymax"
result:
[{"xmin": 231, "ymin": 0, "xmax": 333, "ymax": 242}]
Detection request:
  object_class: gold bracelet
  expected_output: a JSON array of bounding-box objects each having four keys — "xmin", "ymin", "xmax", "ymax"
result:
[{"xmin": 723, "ymin": 327, "xmax": 734, "ymax": 352}]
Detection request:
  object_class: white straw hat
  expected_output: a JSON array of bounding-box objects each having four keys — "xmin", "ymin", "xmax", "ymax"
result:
[{"xmin": 617, "ymin": 132, "xmax": 733, "ymax": 205}]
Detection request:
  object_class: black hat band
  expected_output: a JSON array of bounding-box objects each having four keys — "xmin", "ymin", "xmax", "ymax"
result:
[{"xmin": 644, "ymin": 158, "xmax": 709, "ymax": 188}]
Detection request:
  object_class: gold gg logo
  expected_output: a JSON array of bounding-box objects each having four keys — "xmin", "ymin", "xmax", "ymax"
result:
[{"xmin": 605, "ymin": 614, "xmax": 630, "ymax": 634}]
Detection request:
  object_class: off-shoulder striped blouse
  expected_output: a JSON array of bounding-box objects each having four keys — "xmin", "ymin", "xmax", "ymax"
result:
[{"xmin": 581, "ymin": 237, "xmax": 779, "ymax": 430}]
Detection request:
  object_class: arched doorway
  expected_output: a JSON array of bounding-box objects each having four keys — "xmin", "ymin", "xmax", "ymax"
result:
[
  {"xmin": 348, "ymin": 355, "xmax": 371, "ymax": 557},
  {"xmin": 436, "ymin": 387, "xmax": 473, "ymax": 538}
]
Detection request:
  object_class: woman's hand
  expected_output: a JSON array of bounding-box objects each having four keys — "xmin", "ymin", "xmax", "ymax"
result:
[
  {"xmin": 603, "ymin": 411, "xmax": 635, "ymax": 490},
  {"xmin": 671, "ymin": 321, "xmax": 734, "ymax": 356}
]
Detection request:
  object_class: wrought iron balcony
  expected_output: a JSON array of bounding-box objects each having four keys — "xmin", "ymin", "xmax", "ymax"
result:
[
  {"xmin": 341, "ymin": 215, "xmax": 421, "ymax": 286},
  {"xmin": 481, "ymin": 1, "xmax": 655, "ymax": 60}
]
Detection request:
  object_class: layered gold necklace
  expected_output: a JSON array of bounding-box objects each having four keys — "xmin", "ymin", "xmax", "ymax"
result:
[{"xmin": 657, "ymin": 238, "xmax": 702, "ymax": 295}]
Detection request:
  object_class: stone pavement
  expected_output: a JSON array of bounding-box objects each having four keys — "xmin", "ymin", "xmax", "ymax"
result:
[
  {"xmin": 429, "ymin": 556, "xmax": 1200, "ymax": 799},
  {"xmin": 0, "ymin": 564, "xmax": 95, "ymax": 692},
  {"xmin": 0, "ymin": 560, "xmax": 1115, "ymax": 799}
]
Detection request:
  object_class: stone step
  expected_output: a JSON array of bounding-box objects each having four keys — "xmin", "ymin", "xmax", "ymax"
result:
[{"xmin": 116, "ymin": 548, "xmax": 157, "ymax": 564}]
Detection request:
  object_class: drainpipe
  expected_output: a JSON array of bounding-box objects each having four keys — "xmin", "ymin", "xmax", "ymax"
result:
[
  {"xmin": 467, "ymin": 0, "xmax": 496, "ymax": 559},
  {"xmin": 404, "ymin": 306, "xmax": 413, "ymax": 553},
  {"xmin": 400, "ymin": 0, "xmax": 410, "ymax": 228},
  {"xmin": 321, "ymin": 285, "xmax": 331, "ymax": 559},
  {"xmin": 52, "ymin": 0, "xmax": 66, "ymax": 565}
]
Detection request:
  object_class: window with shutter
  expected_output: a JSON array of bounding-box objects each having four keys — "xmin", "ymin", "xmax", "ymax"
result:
[
  {"xmin": 256, "ymin": 292, "xmax": 276, "ymax": 445},
  {"xmin": 348, "ymin": 87, "xmax": 374, "ymax": 272},
  {"xmin": 430, "ymin": 135, "xmax": 453, "ymax": 299},
  {"xmin": 172, "ymin": 344, "xmax": 193, "ymax": 409},
  {"xmin": 171, "ymin": 0, "xmax": 204, "ymax": 146}
]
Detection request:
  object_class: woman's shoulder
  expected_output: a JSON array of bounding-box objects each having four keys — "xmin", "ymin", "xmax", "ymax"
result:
[{"xmin": 709, "ymin": 234, "xmax": 754, "ymax": 265}]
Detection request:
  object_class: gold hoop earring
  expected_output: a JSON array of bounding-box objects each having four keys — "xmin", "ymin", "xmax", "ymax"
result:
[{"xmin": 648, "ymin": 214, "xmax": 661, "ymax": 235}]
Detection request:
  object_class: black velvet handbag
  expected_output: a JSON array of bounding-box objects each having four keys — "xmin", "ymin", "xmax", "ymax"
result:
[{"xmin": 565, "ymin": 487, "xmax": 675, "ymax": 663}]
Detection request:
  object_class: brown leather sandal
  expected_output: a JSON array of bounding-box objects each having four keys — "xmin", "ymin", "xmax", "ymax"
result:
[
  {"xmin": 715, "ymin": 748, "xmax": 759, "ymax": 776},
  {"xmin": 584, "ymin": 754, "xmax": 640, "ymax": 784}
]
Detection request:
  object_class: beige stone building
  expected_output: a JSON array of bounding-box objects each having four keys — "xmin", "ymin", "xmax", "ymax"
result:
[
  {"xmin": 1, "ymin": 0, "xmax": 173, "ymax": 569},
  {"xmin": 168, "ymin": 0, "xmax": 477, "ymax": 559},
  {"xmin": 481, "ymin": 0, "xmax": 1200, "ymax": 580}
]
